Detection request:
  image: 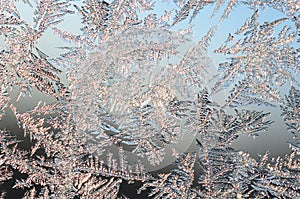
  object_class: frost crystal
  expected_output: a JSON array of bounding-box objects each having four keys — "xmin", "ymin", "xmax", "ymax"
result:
[
  {"xmin": 66, "ymin": 27, "xmax": 204, "ymax": 165},
  {"xmin": 213, "ymin": 10, "xmax": 298, "ymax": 106},
  {"xmin": 281, "ymin": 86, "xmax": 300, "ymax": 154},
  {"xmin": 0, "ymin": 0, "xmax": 299, "ymax": 198},
  {"xmin": 138, "ymin": 153, "xmax": 198, "ymax": 198}
]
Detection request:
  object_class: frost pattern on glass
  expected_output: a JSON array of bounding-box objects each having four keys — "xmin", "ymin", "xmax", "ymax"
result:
[
  {"xmin": 66, "ymin": 26, "xmax": 207, "ymax": 165},
  {"xmin": 213, "ymin": 10, "xmax": 298, "ymax": 107},
  {"xmin": 137, "ymin": 153, "xmax": 199, "ymax": 198},
  {"xmin": 173, "ymin": 0, "xmax": 300, "ymax": 24},
  {"xmin": 0, "ymin": 0, "xmax": 72, "ymax": 101},
  {"xmin": 0, "ymin": 0, "xmax": 299, "ymax": 198},
  {"xmin": 281, "ymin": 86, "xmax": 300, "ymax": 154}
]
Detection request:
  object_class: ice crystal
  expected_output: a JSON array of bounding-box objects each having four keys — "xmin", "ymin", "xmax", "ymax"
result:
[
  {"xmin": 0, "ymin": 0, "xmax": 72, "ymax": 102},
  {"xmin": 137, "ymin": 153, "xmax": 199, "ymax": 199},
  {"xmin": 53, "ymin": 23, "xmax": 193, "ymax": 171},
  {"xmin": 281, "ymin": 86, "xmax": 300, "ymax": 154},
  {"xmin": 213, "ymin": 10, "xmax": 298, "ymax": 107},
  {"xmin": 173, "ymin": 0, "xmax": 300, "ymax": 24},
  {"xmin": 0, "ymin": 0, "xmax": 299, "ymax": 198},
  {"xmin": 64, "ymin": 22, "xmax": 212, "ymax": 165}
]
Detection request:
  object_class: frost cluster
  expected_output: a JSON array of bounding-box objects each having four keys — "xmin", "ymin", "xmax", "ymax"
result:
[{"xmin": 0, "ymin": 0, "xmax": 299, "ymax": 198}]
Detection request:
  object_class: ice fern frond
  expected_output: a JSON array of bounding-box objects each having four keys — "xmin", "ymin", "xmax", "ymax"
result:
[
  {"xmin": 198, "ymin": 25, "xmax": 217, "ymax": 50},
  {"xmin": 212, "ymin": 10, "xmax": 298, "ymax": 106},
  {"xmin": 175, "ymin": 26, "xmax": 216, "ymax": 88},
  {"xmin": 219, "ymin": 0, "xmax": 239, "ymax": 22},
  {"xmin": 172, "ymin": 0, "xmax": 215, "ymax": 25},
  {"xmin": 0, "ymin": 0, "xmax": 72, "ymax": 101},
  {"xmin": 138, "ymin": 153, "xmax": 199, "ymax": 199},
  {"xmin": 195, "ymin": 93, "xmax": 274, "ymax": 197},
  {"xmin": 73, "ymin": 174, "xmax": 122, "ymax": 199},
  {"xmin": 281, "ymin": 86, "xmax": 300, "ymax": 154},
  {"xmin": 33, "ymin": 0, "xmax": 74, "ymax": 33},
  {"xmin": 244, "ymin": 0, "xmax": 300, "ymax": 23},
  {"xmin": 3, "ymin": 103, "xmax": 149, "ymax": 198},
  {"xmin": 228, "ymin": 151, "xmax": 300, "ymax": 198},
  {"xmin": 223, "ymin": 80, "xmax": 279, "ymax": 107},
  {"xmin": 198, "ymin": 150, "xmax": 300, "ymax": 198},
  {"xmin": 0, "ymin": 84, "xmax": 9, "ymax": 120},
  {"xmin": 74, "ymin": 0, "xmax": 110, "ymax": 41},
  {"xmin": 173, "ymin": 0, "xmax": 241, "ymax": 24},
  {"xmin": 282, "ymin": 86, "xmax": 300, "ymax": 136},
  {"xmin": 199, "ymin": 108, "xmax": 273, "ymax": 149}
]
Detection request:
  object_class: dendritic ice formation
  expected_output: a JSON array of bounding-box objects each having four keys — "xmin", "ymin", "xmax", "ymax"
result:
[
  {"xmin": 0, "ymin": 0, "xmax": 299, "ymax": 198},
  {"xmin": 66, "ymin": 26, "xmax": 214, "ymax": 166}
]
